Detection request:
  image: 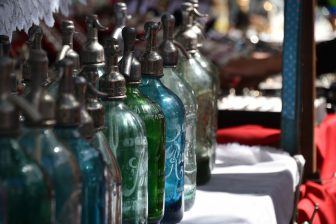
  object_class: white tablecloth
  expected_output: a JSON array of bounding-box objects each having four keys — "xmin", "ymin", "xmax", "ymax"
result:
[{"xmin": 181, "ymin": 144, "xmax": 304, "ymax": 224}]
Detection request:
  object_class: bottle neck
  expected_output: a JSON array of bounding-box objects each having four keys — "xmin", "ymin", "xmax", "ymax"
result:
[
  {"xmin": 116, "ymin": 15, "xmax": 127, "ymax": 27},
  {"xmin": 126, "ymin": 83, "xmax": 141, "ymax": 94},
  {"xmin": 63, "ymin": 33, "xmax": 74, "ymax": 48}
]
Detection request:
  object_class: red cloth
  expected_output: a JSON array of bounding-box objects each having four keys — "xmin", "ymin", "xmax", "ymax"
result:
[
  {"xmin": 216, "ymin": 125, "xmax": 280, "ymax": 146},
  {"xmin": 216, "ymin": 115, "xmax": 336, "ymax": 223}
]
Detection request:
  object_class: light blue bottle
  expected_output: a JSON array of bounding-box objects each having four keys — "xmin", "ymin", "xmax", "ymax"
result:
[
  {"xmin": 139, "ymin": 21, "xmax": 186, "ymax": 223},
  {"xmin": 54, "ymin": 59, "xmax": 105, "ymax": 224},
  {"xmin": 159, "ymin": 14, "xmax": 197, "ymax": 212},
  {"xmin": 19, "ymin": 49, "xmax": 82, "ymax": 224}
]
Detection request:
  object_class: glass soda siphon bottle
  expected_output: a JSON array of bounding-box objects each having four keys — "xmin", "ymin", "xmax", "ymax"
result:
[
  {"xmin": 180, "ymin": 1, "xmax": 219, "ymax": 169},
  {"xmin": 50, "ymin": 20, "xmax": 80, "ymax": 97},
  {"xmin": 120, "ymin": 27, "xmax": 166, "ymax": 224},
  {"xmin": 159, "ymin": 14, "xmax": 197, "ymax": 211},
  {"xmin": 54, "ymin": 59, "xmax": 105, "ymax": 224},
  {"xmin": 21, "ymin": 26, "xmax": 51, "ymax": 96},
  {"xmin": 79, "ymin": 15, "xmax": 107, "ymax": 80},
  {"xmin": 175, "ymin": 2, "xmax": 214, "ymax": 185},
  {"xmin": 0, "ymin": 49, "xmax": 53, "ymax": 224},
  {"xmin": 99, "ymin": 37, "xmax": 148, "ymax": 224},
  {"xmin": 75, "ymin": 74, "xmax": 122, "ymax": 224},
  {"xmin": 19, "ymin": 39, "xmax": 82, "ymax": 224},
  {"xmin": 111, "ymin": 2, "xmax": 129, "ymax": 60},
  {"xmin": 139, "ymin": 21, "xmax": 186, "ymax": 223}
]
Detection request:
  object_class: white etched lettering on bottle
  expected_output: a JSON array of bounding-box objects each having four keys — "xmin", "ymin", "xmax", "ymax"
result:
[{"xmin": 165, "ymin": 125, "xmax": 183, "ymax": 181}]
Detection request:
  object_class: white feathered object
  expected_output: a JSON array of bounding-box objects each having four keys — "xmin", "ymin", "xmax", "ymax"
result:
[{"xmin": 0, "ymin": 0, "xmax": 86, "ymax": 39}]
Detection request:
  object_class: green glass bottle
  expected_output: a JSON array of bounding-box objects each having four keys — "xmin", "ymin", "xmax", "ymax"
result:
[
  {"xmin": 75, "ymin": 74, "xmax": 122, "ymax": 224},
  {"xmin": 19, "ymin": 43, "xmax": 82, "ymax": 224},
  {"xmin": 99, "ymin": 37, "xmax": 148, "ymax": 224},
  {"xmin": 176, "ymin": 2, "xmax": 215, "ymax": 185},
  {"xmin": 54, "ymin": 60, "xmax": 105, "ymax": 224},
  {"xmin": 0, "ymin": 51, "xmax": 53, "ymax": 224},
  {"xmin": 159, "ymin": 14, "xmax": 197, "ymax": 211},
  {"xmin": 120, "ymin": 27, "xmax": 165, "ymax": 223}
]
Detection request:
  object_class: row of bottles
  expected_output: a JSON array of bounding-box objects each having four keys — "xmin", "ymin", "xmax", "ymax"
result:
[{"xmin": 0, "ymin": 0, "xmax": 218, "ymax": 223}]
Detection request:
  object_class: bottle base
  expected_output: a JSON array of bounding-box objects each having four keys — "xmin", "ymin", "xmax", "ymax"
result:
[
  {"xmin": 161, "ymin": 202, "xmax": 183, "ymax": 224},
  {"xmin": 196, "ymin": 157, "xmax": 211, "ymax": 186}
]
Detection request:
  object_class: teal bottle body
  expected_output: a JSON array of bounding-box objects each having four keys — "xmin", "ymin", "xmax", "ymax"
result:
[
  {"xmin": 19, "ymin": 128, "xmax": 82, "ymax": 224},
  {"xmin": 140, "ymin": 77, "xmax": 186, "ymax": 223},
  {"xmin": 0, "ymin": 137, "xmax": 53, "ymax": 224},
  {"xmin": 124, "ymin": 85, "xmax": 165, "ymax": 223},
  {"xmin": 103, "ymin": 100, "xmax": 148, "ymax": 224},
  {"xmin": 161, "ymin": 67, "xmax": 197, "ymax": 211},
  {"xmin": 54, "ymin": 127, "xmax": 105, "ymax": 224}
]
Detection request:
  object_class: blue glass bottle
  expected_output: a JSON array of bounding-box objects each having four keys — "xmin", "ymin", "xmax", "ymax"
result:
[
  {"xmin": 159, "ymin": 14, "xmax": 197, "ymax": 211},
  {"xmin": 19, "ymin": 41, "xmax": 82, "ymax": 224},
  {"xmin": 139, "ymin": 22, "xmax": 186, "ymax": 223},
  {"xmin": 120, "ymin": 27, "xmax": 166, "ymax": 224},
  {"xmin": 54, "ymin": 59, "xmax": 105, "ymax": 224},
  {"xmin": 99, "ymin": 38, "xmax": 148, "ymax": 224},
  {"xmin": 0, "ymin": 53, "xmax": 53, "ymax": 224}
]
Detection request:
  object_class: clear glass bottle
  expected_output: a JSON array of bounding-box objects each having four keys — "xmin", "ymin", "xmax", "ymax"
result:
[
  {"xmin": 19, "ymin": 42, "xmax": 82, "ymax": 224},
  {"xmin": 54, "ymin": 59, "xmax": 105, "ymax": 224},
  {"xmin": 120, "ymin": 27, "xmax": 165, "ymax": 223},
  {"xmin": 75, "ymin": 72, "xmax": 122, "ymax": 224},
  {"xmin": 79, "ymin": 15, "xmax": 107, "ymax": 80},
  {"xmin": 159, "ymin": 14, "xmax": 197, "ymax": 211},
  {"xmin": 99, "ymin": 37, "xmax": 148, "ymax": 224},
  {"xmin": 139, "ymin": 22, "xmax": 186, "ymax": 223},
  {"xmin": 176, "ymin": 2, "xmax": 216, "ymax": 185},
  {"xmin": 183, "ymin": 1, "xmax": 219, "ymax": 169},
  {"xmin": 0, "ymin": 53, "xmax": 53, "ymax": 224}
]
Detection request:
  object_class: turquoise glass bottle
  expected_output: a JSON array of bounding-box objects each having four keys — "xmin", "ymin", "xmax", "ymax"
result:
[
  {"xmin": 120, "ymin": 27, "xmax": 165, "ymax": 223},
  {"xmin": 0, "ymin": 52, "xmax": 53, "ymax": 224},
  {"xmin": 99, "ymin": 37, "xmax": 148, "ymax": 224},
  {"xmin": 19, "ymin": 45, "xmax": 82, "ymax": 224},
  {"xmin": 79, "ymin": 15, "xmax": 107, "ymax": 80},
  {"xmin": 159, "ymin": 14, "xmax": 197, "ymax": 211},
  {"xmin": 75, "ymin": 75, "xmax": 122, "ymax": 224},
  {"xmin": 176, "ymin": 2, "xmax": 216, "ymax": 185},
  {"xmin": 139, "ymin": 22, "xmax": 186, "ymax": 223},
  {"xmin": 54, "ymin": 59, "xmax": 105, "ymax": 224}
]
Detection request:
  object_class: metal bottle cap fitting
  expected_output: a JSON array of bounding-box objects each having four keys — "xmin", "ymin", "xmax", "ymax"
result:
[
  {"xmin": 75, "ymin": 76, "xmax": 94, "ymax": 139},
  {"xmin": 99, "ymin": 37, "xmax": 126, "ymax": 99},
  {"xmin": 0, "ymin": 53, "xmax": 41, "ymax": 136},
  {"xmin": 80, "ymin": 15, "xmax": 107, "ymax": 66},
  {"xmin": 55, "ymin": 59, "xmax": 81, "ymax": 127},
  {"xmin": 119, "ymin": 27, "xmax": 141, "ymax": 84},
  {"xmin": 112, "ymin": 2, "xmax": 129, "ymax": 58},
  {"xmin": 25, "ymin": 47, "xmax": 55, "ymax": 127},
  {"xmin": 86, "ymin": 91, "xmax": 105, "ymax": 130},
  {"xmin": 141, "ymin": 21, "xmax": 163, "ymax": 77},
  {"xmin": 57, "ymin": 20, "xmax": 80, "ymax": 72},
  {"xmin": 159, "ymin": 14, "xmax": 178, "ymax": 67},
  {"xmin": 175, "ymin": 2, "xmax": 199, "ymax": 52},
  {"xmin": 23, "ymin": 25, "xmax": 44, "ymax": 82},
  {"xmin": 186, "ymin": 0, "xmax": 207, "ymax": 47}
]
